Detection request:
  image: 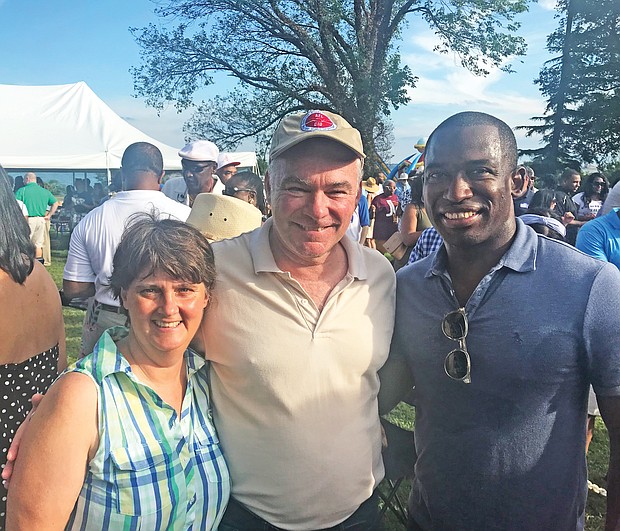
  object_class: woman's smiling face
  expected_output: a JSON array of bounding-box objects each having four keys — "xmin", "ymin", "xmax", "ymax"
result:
[{"xmin": 121, "ymin": 270, "xmax": 208, "ymax": 358}]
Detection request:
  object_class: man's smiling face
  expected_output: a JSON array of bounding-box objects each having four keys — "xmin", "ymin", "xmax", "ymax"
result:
[
  {"xmin": 266, "ymin": 139, "xmax": 361, "ymax": 267},
  {"xmin": 423, "ymin": 123, "xmax": 518, "ymax": 251}
]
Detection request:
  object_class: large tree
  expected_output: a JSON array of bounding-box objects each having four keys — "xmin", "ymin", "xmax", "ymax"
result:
[
  {"xmin": 520, "ymin": 0, "xmax": 620, "ymax": 170},
  {"xmin": 132, "ymin": 0, "xmax": 527, "ymax": 173}
]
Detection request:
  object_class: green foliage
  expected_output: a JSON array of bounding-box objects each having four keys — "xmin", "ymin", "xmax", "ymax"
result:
[
  {"xmin": 131, "ymin": 0, "xmax": 528, "ymax": 175},
  {"xmin": 44, "ymin": 179, "xmax": 66, "ymax": 197},
  {"xmin": 519, "ymin": 0, "xmax": 620, "ymax": 170},
  {"xmin": 601, "ymin": 159, "xmax": 620, "ymax": 186}
]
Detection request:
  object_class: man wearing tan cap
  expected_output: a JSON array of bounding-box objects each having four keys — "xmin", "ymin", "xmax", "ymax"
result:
[
  {"xmin": 163, "ymin": 140, "xmax": 224, "ymax": 206},
  {"xmin": 215, "ymin": 153, "xmax": 241, "ymax": 186},
  {"xmin": 201, "ymin": 110, "xmax": 395, "ymax": 529},
  {"xmin": 3, "ymin": 112, "xmax": 395, "ymax": 527}
]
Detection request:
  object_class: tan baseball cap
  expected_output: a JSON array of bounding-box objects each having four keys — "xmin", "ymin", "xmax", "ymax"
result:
[{"xmin": 269, "ymin": 110, "xmax": 365, "ymax": 160}]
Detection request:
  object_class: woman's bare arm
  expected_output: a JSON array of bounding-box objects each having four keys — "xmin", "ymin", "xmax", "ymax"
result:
[
  {"xmin": 400, "ymin": 204, "xmax": 422, "ymax": 247},
  {"xmin": 6, "ymin": 372, "xmax": 98, "ymax": 530}
]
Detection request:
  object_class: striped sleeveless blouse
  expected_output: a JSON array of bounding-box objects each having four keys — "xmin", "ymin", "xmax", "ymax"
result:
[{"xmin": 66, "ymin": 327, "xmax": 230, "ymax": 530}]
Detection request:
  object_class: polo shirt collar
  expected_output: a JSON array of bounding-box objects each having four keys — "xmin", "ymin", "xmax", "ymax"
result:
[
  {"xmin": 426, "ymin": 217, "xmax": 537, "ymax": 279},
  {"xmin": 88, "ymin": 326, "xmax": 206, "ymax": 380},
  {"xmin": 249, "ymin": 217, "xmax": 368, "ymax": 280}
]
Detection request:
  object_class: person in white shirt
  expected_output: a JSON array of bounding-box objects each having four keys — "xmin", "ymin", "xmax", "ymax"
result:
[
  {"xmin": 63, "ymin": 142, "xmax": 191, "ymax": 358},
  {"xmin": 162, "ymin": 140, "xmax": 223, "ymax": 205},
  {"xmin": 16, "ymin": 199, "xmax": 28, "ymax": 218}
]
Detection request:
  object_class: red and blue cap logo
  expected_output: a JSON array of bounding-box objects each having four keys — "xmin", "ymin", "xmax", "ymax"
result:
[{"xmin": 300, "ymin": 111, "xmax": 337, "ymax": 132}]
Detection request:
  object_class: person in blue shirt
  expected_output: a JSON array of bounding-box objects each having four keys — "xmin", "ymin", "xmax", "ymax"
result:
[{"xmin": 576, "ymin": 207, "xmax": 620, "ymax": 270}]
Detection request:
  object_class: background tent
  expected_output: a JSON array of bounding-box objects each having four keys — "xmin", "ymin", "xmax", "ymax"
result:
[{"xmin": 0, "ymin": 82, "xmax": 257, "ymax": 175}]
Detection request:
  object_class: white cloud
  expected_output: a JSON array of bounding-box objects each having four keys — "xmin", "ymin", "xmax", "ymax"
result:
[
  {"xmin": 538, "ymin": 0, "xmax": 558, "ymax": 11},
  {"xmin": 387, "ymin": 23, "xmax": 551, "ymax": 160}
]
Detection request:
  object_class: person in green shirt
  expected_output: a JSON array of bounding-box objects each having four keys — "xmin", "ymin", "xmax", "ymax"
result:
[{"xmin": 15, "ymin": 172, "xmax": 58, "ymax": 262}]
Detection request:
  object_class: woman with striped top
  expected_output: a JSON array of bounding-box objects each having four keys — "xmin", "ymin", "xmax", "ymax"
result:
[{"xmin": 7, "ymin": 215, "xmax": 230, "ymax": 529}]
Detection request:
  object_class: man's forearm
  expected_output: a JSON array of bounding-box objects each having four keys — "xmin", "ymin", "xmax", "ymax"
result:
[
  {"xmin": 378, "ymin": 355, "xmax": 414, "ymax": 415},
  {"xmin": 62, "ymin": 280, "xmax": 95, "ymax": 300},
  {"xmin": 46, "ymin": 203, "xmax": 59, "ymax": 219}
]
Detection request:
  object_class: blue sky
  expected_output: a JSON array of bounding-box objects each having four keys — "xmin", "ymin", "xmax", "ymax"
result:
[{"xmin": 0, "ymin": 0, "xmax": 559, "ymax": 163}]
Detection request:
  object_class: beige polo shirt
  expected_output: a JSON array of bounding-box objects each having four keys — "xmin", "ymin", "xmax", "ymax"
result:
[{"xmin": 202, "ymin": 218, "xmax": 396, "ymax": 529}]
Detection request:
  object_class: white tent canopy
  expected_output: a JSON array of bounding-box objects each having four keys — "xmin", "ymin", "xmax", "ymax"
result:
[{"xmin": 0, "ymin": 82, "xmax": 257, "ymax": 172}]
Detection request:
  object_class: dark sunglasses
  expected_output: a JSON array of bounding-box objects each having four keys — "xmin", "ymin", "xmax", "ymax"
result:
[
  {"xmin": 593, "ymin": 182, "xmax": 604, "ymax": 187},
  {"xmin": 181, "ymin": 161, "xmax": 216, "ymax": 173},
  {"xmin": 442, "ymin": 308, "xmax": 471, "ymax": 384}
]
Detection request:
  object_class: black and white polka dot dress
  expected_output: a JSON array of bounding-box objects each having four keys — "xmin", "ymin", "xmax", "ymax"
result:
[{"xmin": 0, "ymin": 344, "xmax": 59, "ymax": 529}]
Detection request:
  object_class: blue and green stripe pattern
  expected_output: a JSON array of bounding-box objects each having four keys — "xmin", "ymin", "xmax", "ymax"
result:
[{"xmin": 65, "ymin": 327, "xmax": 230, "ymax": 530}]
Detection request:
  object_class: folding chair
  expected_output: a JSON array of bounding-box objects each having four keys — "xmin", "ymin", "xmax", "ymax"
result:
[{"xmin": 374, "ymin": 418, "xmax": 416, "ymax": 528}]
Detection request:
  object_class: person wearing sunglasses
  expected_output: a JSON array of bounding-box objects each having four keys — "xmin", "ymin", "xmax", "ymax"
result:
[
  {"xmin": 380, "ymin": 111, "xmax": 620, "ymax": 531},
  {"xmin": 223, "ymin": 170, "xmax": 267, "ymax": 215},
  {"xmin": 162, "ymin": 140, "xmax": 223, "ymax": 206},
  {"xmin": 572, "ymin": 172, "xmax": 610, "ymax": 221},
  {"xmin": 215, "ymin": 153, "xmax": 241, "ymax": 186}
]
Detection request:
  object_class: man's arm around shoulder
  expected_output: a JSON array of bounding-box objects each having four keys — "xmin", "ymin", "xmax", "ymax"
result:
[{"xmin": 378, "ymin": 351, "xmax": 414, "ymax": 415}]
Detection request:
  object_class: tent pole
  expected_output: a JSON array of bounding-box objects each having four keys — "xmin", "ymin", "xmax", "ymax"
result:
[{"xmin": 105, "ymin": 149, "xmax": 111, "ymax": 186}]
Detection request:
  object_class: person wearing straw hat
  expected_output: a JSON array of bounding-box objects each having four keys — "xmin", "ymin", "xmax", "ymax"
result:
[
  {"xmin": 362, "ymin": 177, "xmax": 381, "ymax": 249},
  {"xmin": 380, "ymin": 111, "xmax": 620, "ymax": 531},
  {"xmin": 187, "ymin": 193, "xmax": 262, "ymax": 242},
  {"xmin": 414, "ymin": 137, "xmax": 427, "ymax": 171},
  {"xmin": 200, "ymin": 109, "xmax": 395, "ymax": 529},
  {"xmin": 362, "ymin": 176, "xmax": 381, "ymax": 195}
]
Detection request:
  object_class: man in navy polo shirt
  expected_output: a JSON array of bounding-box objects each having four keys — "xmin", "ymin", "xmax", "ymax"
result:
[{"xmin": 380, "ymin": 111, "xmax": 620, "ymax": 530}]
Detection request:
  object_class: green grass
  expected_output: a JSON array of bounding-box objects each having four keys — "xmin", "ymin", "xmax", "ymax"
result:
[
  {"xmin": 47, "ymin": 240, "xmax": 610, "ymax": 530},
  {"xmin": 49, "ymin": 248, "xmax": 83, "ymax": 364},
  {"xmin": 585, "ymin": 417, "xmax": 609, "ymax": 530}
]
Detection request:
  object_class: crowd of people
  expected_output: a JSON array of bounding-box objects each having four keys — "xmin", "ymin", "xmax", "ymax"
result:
[
  {"xmin": 0, "ymin": 108, "xmax": 619, "ymax": 531},
  {"xmin": 348, "ymin": 145, "xmax": 620, "ymax": 275}
]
